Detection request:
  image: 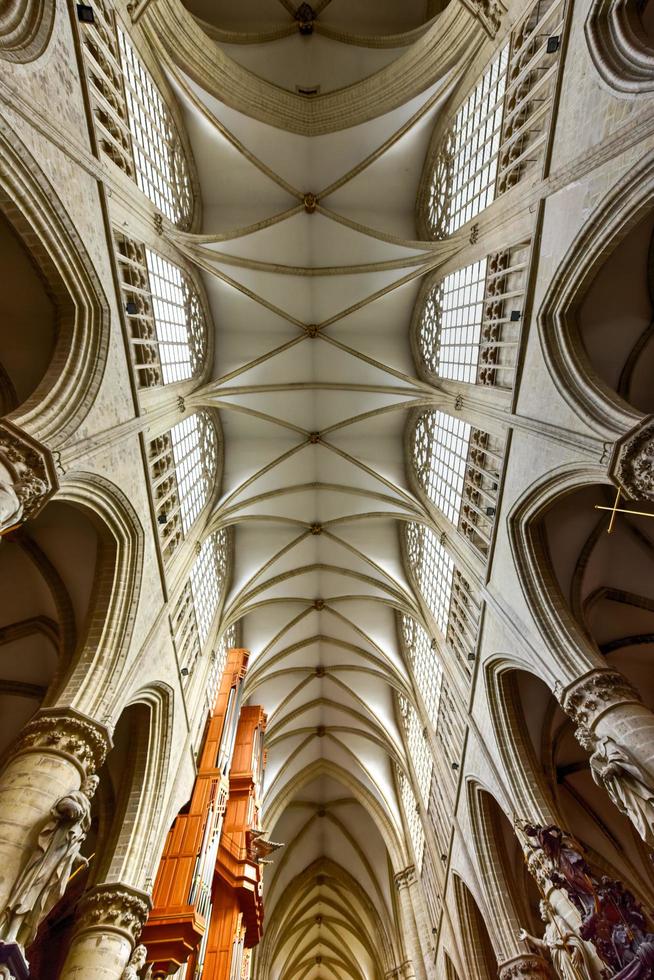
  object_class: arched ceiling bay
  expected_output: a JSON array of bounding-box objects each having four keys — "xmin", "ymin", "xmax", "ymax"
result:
[{"xmin": 146, "ymin": 3, "xmax": 485, "ymax": 974}]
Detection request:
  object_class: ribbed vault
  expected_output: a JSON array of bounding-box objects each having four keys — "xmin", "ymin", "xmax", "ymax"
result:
[{"xmin": 142, "ymin": 1, "xmax": 485, "ymax": 975}]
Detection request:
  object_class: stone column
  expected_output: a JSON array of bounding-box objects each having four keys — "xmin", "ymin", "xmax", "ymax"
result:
[
  {"xmin": 59, "ymin": 883, "xmax": 151, "ymax": 980},
  {"xmin": 0, "ymin": 707, "xmax": 111, "ymax": 915},
  {"xmin": 560, "ymin": 668, "xmax": 654, "ymax": 848},
  {"xmin": 394, "ymin": 867, "xmax": 427, "ymax": 980},
  {"xmin": 498, "ymin": 953, "xmax": 554, "ymax": 979}
]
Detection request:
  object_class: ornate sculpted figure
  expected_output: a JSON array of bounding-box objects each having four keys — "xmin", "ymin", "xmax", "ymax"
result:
[
  {"xmin": 0, "ymin": 776, "xmax": 98, "ymax": 949},
  {"xmin": 0, "ymin": 476, "xmax": 45, "ymax": 534},
  {"xmin": 121, "ymin": 944, "xmax": 150, "ymax": 979},
  {"xmin": 581, "ymin": 732, "xmax": 654, "ymax": 850},
  {"xmin": 519, "ymin": 900, "xmax": 597, "ymax": 980}
]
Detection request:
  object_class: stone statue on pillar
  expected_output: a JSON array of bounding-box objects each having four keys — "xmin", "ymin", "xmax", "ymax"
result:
[
  {"xmin": 0, "ymin": 775, "xmax": 98, "ymax": 949},
  {"xmin": 519, "ymin": 900, "xmax": 597, "ymax": 980},
  {"xmin": 577, "ymin": 728, "xmax": 654, "ymax": 850},
  {"xmin": 121, "ymin": 944, "xmax": 152, "ymax": 979}
]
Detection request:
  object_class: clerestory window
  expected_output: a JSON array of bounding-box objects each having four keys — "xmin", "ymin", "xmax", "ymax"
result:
[
  {"xmin": 398, "ymin": 694, "xmax": 433, "ymax": 806},
  {"xmin": 428, "ymin": 47, "xmax": 508, "ymax": 238},
  {"xmin": 78, "ymin": 1, "xmax": 193, "ymax": 228},
  {"xmin": 114, "ymin": 233, "xmax": 207, "ymax": 388},
  {"xmin": 400, "ymin": 615, "xmax": 442, "ymax": 729},
  {"xmin": 405, "ymin": 523, "xmax": 480, "ymax": 673},
  {"xmin": 172, "ymin": 529, "xmax": 230, "ymax": 682},
  {"xmin": 148, "ymin": 411, "xmax": 218, "ymax": 563},
  {"xmin": 411, "ymin": 411, "xmax": 504, "ymax": 558},
  {"xmin": 417, "ymin": 245, "xmax": 530, "ymax": 391},
  {"xmin": 397, "ymin": 763, "xmax": 425, "ymax": 871}
]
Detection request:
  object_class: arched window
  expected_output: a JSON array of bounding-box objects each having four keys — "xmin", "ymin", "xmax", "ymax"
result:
[
  {"xmin": 405, "ymin": 523, "xmax": 480, "ymax": 672},
  {"xmin": 396, "ymin": 763, "xmax": 425, "ymax": 870},
  {"xmin": 425, "ymin": 0, "xmax": 566, "ymax": 239},
  {"xmin": 171, "ymin": 528, "xmax": 230, "ymax": 681},
  {"xmin": 115, "ymin": 233, "xmax": 207, "ymax": 388},
  {"xmin": 428, "ymin": 47, "xmax": 509, "ymax": 238},
  {"xmin": 411, "ymin": 411, "xmax": 504, "ymax": 557},
  {"xmin": 416, "ymin": 244, "xmax": 529, "ymax": 390},
  {"xmin": 77, "ymin": 2, "xmax": 193, "ymax": 228},
  {"xmin": 148, "ymin": 411, "xmax": 218, "ymax": 562},
  {"xmin": 399, "ymin": 614, "xmax": 442, "ymax": 728},
  {"xmin": 398, "ymin": 694, "xmax": 433, "ymax": 806}
]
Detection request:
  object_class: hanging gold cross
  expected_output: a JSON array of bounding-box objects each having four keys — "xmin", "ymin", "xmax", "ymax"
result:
[{"xmin": 595, "ymin": 487, "xmax": 654, "ymax": 533}]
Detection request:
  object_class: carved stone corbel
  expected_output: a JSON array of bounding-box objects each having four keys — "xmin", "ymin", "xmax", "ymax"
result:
[
  {"xmin": 498, "ymin": 954, "xmax": 553, "ymax": 979},
  {"xmin": 0, "ymin": 421, "xmax": 58, "ymax": 535},
  {"xmin": 559, "ymin": 668, "xmax": 641, "ymax": 729},
  {"xmin": 610, "ymin": 414, "xmax": 654, "ymax": 502},
  {"xmin": 75, "ymin": 884, "xmax": 151, "ymax": 944},
  {"xmin": 394, "ymin": 865, "xmax": 417, "ymax": 891}
]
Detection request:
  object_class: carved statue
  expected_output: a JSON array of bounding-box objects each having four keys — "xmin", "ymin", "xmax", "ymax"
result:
[
  {"xmin": 519, "ymin": 900, "xmax": 598, "ymax": 980},
  {"xmin": 582, "ymin": 732, "xmax": 654, "ymax": 850},
  {"xmin": 0, "ymin": 476, "xmax": 45, "ymax": 534},
  {"xmin": 0, "ymin": 968, "xmax": 15, "ymax": 980},
  {"xmin": 121, "ymin": 944, "xmax": 150, "ymax": 980},
  {"xmin": 0, "ymin": 776, "xmax": 98, "ymax": 949},
  {"xmin": 522, "ymin": 823, "xmax": 654, "ymax": 977}
]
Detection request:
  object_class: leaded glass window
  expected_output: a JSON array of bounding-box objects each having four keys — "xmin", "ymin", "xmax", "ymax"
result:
[
  {"xmin": 115, "ymin": 233, "xmax": 207, "ymax": 388},
  {"xmin": 400, "ymin": 615, "xmax": 442, "ymax": 729},
  {"xmin": 413, "ymin": 411, "xmax": 471, "ymax": 526},
  {"xmin": 117, "ymin": 28, "xmax": 192, "ymax": 226},
  {"xmin": 405, "ymin": 523, "xmax": 480, "ymax": 671},
  {"xmin": 149, "ymin": 411, "xmax": 218, "ymax": 562},
  {"xmin": 77, "ymin": 2, "xmax": 193, "ymax": 228},
  {"xmin": 398, "ymin": 694, "xmax": 432, "ymax": 805},
  {"xmin": 428, "ymin": 47, "xmax": 508, "ymax": 238},
  {"xmin": 172, "ymin": 529, "xmax": 230, "ymax": 681},
  {"xmin": 397, "ymin": 764, "xmax": 425, "ymax": 870},
  {"xmin": 411, "ymin": 411, "xmax": 504, "ymax": 557},
  {"xmin": 419, "ymin": 260, "xmax": 487, "ymax": 382}
]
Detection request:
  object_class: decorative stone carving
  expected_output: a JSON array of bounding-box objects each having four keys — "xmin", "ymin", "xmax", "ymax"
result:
[
  {"xmin": 121, "ymin": 944, "xmax": 152, "ymax": 979},
  {"xmin": 0, "ymin": 775, "xmax": 98, "ymax": 949},
  {"xmin": 498, "ymin": 952, "xmax": 552, "ymax": 979},
  {"xmin": 0, "ymin": 421, "xmax": 57, "ymax": 534},
  {"xmin": 461, "ymin": 0, "xmax": 504, "ymax": 35},
  {"xmin": 394, "ymin": 866, "xmax": 417, "ymax": 890},
  {"xmin": 76, "ymin": 884, "xmax": 151, "ymax": 944},
  {"xmin": 611, "ymin": 415, "xmax": 654, "ymax": 502},
  {"xmin": 519, "ymin": 901, "xmax": 596, "ymax": 980},
  {"xmin": 519, "ymin": 823, "xmax": 654, "ymax": 976},
  {"xmin": 14, "ymin": 707, "xmax": 112, "ymax": 777},
  {"xmin": 0, "ymin": 941, "xmax": 28, "ymax": 980},
  {"xmin": 561, "ymin": 669, "xmax": 641, "ymax": 728},
  {"xmin": 576, "ymin": 729, "xmax": 654, "ymax": 850}
]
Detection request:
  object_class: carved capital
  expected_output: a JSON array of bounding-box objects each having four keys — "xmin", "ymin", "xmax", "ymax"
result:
[
  {"xmin": 561, "ymin": 669, "xmax": 641, "ymax": 728},
  {"xmin": 611, "ymin": 415, "xmax": 654, "ymax": 502},
  {"xmin": 0, "ymin": 421, "xmax": 58, "ymax": 533},
  {"xmin": 394, "ymin": 865, "xmax": 417, "ymax": 890},
  {"xmin": 75, "ymin": 884, "xmax": 151, "ymax": 943},
  {"xmin": 499, "ymin": 954, "xmax": 553, "ymax": 979},
  {"xmin": 14, "ymin": 707, "xmax": 113, "ymax": 777}
]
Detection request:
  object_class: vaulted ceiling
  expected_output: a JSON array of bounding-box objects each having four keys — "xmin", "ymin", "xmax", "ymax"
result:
[{"xmin": 145, "ymin": 1, "xmax": 485, "ymax": 976}]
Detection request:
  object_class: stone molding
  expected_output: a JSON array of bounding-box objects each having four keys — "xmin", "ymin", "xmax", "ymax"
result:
[
  {"xmin": 74, "ymin": 883, "xmax": 151, "ymax": 944},
  {"xmin": 13, "ymin": 707, "xmax": 113, "ymax": 778},
  {"xmin": 498, "ymin": 954, "xmax": 553, "ymax": 979},
  {"xmin": 0, "ymin": 421, "xmax": 58, "ymax": 531},
  {"xmin": 0, "ymin": 0, "xmax": 54, "ymax": 65},
  {"xmin": 586, "ymin": 0, "xmax": 654, "ymax": 95},
  {"xmin": 558, "ymin": 668, "xmax": 642, "ymax": 728},
  {"xmin": 610, "ymin": 414, "xmax": 654, "ymax": 502}
]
